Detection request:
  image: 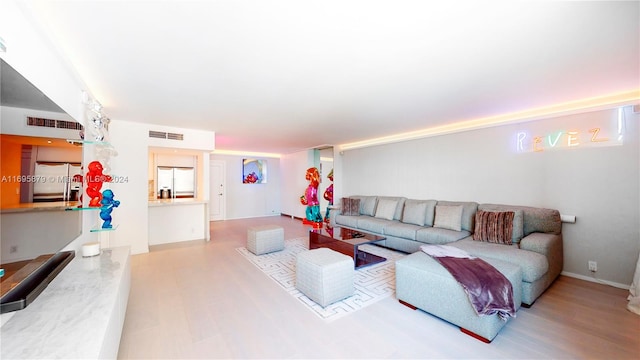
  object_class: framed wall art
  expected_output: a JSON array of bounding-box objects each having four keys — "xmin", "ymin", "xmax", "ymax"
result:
[{"xmin": 242, "ymin": 159, "xmax": 267, "ymax": 184}]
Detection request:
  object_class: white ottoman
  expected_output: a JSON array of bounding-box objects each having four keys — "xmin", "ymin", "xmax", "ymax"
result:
[
  {"xmin": 296, "ymin": 248, "xmax": 355, "ymax": 307},
  {"xmin": 247, "ymin": 225, "xmax": 284, "ymax": 255}
]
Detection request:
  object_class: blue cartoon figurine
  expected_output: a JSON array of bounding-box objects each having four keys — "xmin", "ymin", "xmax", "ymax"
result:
[{"xmin": 100, "ymin": 189, "xmax": 120, "ymax": 229}]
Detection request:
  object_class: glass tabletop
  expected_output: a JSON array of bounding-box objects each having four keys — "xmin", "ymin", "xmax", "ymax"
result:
[{"xmin": 311, "ymin": 226, "xmax": 385, "ymax": 245}]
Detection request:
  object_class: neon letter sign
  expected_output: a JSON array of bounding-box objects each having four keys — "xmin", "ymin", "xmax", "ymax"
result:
[{"xmin": 589, "ymin": 128, "xmax": 607, "ymax": 142}]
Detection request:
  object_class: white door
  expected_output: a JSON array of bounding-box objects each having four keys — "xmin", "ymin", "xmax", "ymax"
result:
[{"xmin": 210, "ymin": 160, "xmax": 226, "ymax": 221}]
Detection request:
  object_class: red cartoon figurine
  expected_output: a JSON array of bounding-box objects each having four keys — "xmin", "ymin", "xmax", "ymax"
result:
[{"xmin": 85, "ymin": 161, "xmax": 112, "ymax": 207}]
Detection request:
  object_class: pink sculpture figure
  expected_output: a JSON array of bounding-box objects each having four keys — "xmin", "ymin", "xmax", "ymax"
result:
[
  {"xmin": 323, "ymin": 169, "xmax": 334, "ymax": 223},
  {"xmin": 85, "ymin": 161, "xmax": 112, "ymax": 207},
  {"xmin": 300, "ymin": 167, "xmax": 323, "ymax": 227}
]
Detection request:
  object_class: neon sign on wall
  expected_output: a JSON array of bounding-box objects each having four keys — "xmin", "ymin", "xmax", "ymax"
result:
[{"xmin": 515, "ymin": 108, "xmax": 626, "ymax": 153}]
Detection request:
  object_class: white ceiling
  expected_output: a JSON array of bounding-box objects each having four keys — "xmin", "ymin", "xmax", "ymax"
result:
[{"xmin": 21, "ymin": 0, "xmax": 640, "ymax": 154}]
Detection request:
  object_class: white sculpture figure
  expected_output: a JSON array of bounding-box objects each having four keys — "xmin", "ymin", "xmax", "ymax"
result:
[
  {"xmin": 94, "ymin": 144, "xmax": 118, "ymax": 175},
  {"xmin": 88, "ymin": 114, "xmax": 104, "ymax": 141}
]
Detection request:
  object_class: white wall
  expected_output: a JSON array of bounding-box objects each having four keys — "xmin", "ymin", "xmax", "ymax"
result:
[
  {"xmin": 339, "ymin": 108, "xmax": 639, "ymax": 287},
  {"xmin": 105, "ymin": 120, "xmax": 150, "ymax": 254},
  {"xmin": 107, "ymin": 120, "xmax": 214, "ymax": 254},
  {"xmin": 0, "ymin": 107, "xmax": 80, "ymax": 139},
  {"xmin": 210, "ymin": 154, "xmax": 281, "ymax": 219},
  {"xmin": 209, "ymin": 149, "xmax": 328, "ymax": 221},
  {"xmin": 210, "ymin": 149, "xmax": 330, "ymax": 221}
]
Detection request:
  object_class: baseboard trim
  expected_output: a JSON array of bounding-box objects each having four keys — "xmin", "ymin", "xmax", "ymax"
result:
[
  {"xmin": 214, "ymin": 214, "xmax": 282, "ymax": 221},
  {"xmin": 280, "ymin": 213, "xmax": 304, "ymax": 221},
  {"xmin": 561, "ymin": 271, "xmax": 630, "ymax": 290}
]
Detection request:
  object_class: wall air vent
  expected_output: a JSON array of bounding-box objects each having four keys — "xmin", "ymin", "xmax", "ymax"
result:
[
  {"xmin": 149, "ymin": 130, "xmax": 184, "ymax": 141},
  {"xmin": 149, "ymin": 130, "xmax": 167, "ymax": 139},
  {"xmin": 167, "ymin": 132, "xmax": 184, "ymax": 141},
  {"xmin": 27, "ymin": 117, "xmax": 83, "ymax": 131}
]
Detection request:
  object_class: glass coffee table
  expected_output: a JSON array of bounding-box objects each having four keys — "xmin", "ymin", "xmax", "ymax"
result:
[{"xmin": 309, "ymin": 226, "xmax": 387, "ymax": 269}]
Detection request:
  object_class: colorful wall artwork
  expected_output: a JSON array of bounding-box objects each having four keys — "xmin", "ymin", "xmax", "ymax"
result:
[{"xmin": 242, "ymin": 159, "xmax": 267, "ymax": 184}]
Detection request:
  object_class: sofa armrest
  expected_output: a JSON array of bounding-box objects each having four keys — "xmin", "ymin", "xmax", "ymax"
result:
[{"xmin": 519, "ymin": 233, "xmax": 563, "ymax": 280}]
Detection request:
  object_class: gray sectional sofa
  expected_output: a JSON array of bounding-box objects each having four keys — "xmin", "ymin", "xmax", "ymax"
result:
[{"xmin": 331, "ymin": 195, "xmax": 563, "ymax": 306}]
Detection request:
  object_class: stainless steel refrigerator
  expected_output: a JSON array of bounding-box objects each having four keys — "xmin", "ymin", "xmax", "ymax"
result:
[
  {"xmin": 156, "ymin": 166, "xmax": 195, "ymax": 199},
  {"xmin": 32, "ymin": 162, "xmax": 82, "ymax": 202}
]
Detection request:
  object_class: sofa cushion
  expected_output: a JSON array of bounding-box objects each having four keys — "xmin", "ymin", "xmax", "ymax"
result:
[
  {"xmin": 377, "ymin": 196, "xmax": 407, "ymax": 220},
  {"xmin": 341, "ymin": 197, "xmax": 360, "ymax": 216},
  {"xmin": 402, "ymin": 199, "xmax": 437, "ymax": 226},
  {"xmin": 436, "ymin": 201, "xmax": 478, "ymax": 232},
  {"xmin": 402, "ymin": 199, "xmax": 429, "ymax": 226},
  {"xmin": 451, "ymin": 239, "xmax": 549, "ymax": 282},
  {"xmin": 416, "ymin": 227, "xmax": 471, "ymax": 245},
  {"xmin": 473, "ymin": 210, "xmax": 515, "ymax": 245},
  {"xmin": 334, "ymin": 214, "xmax": 361, "ymax": 228},
  {"xmin": 384, "ymin": 222, "xmax": 423, "ymax": 241},
  {"xmin": 433, "ymin": 205, "xmax": 463, "ymax": 231},
  {"xmin": 360, "ymin": 196, "xmax": 378, "ymax": 216},
  {"xmin": 357, "ymin": 216, "xmax": 394, "ymax": 234},
  {"xmin": 375, "ymin": 198, "xmax": 398, "ymax": 221}
]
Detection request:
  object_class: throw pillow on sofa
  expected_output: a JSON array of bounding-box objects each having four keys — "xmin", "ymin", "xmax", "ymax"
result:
[
  {"xmin": 375, "ymin": 198, "xmax": 398, "ymax": 221},
  {"xmin": 402, "ymin": 200, "xmax": 428, "ymax": 226},
  {"xmin": 341, "ymin": 198, "xmax": 361, "ymax": 216},
  {"xmin": 433, "ymin": 205, "xmax": 463, "ymax": 231},
  {"xmin": 478, "ymin": 206, "xmax": 524, "ymax": 243},
  {"xmin": 473, "ymin": 210, "xmax": 515, "ymax": 245},
  {"xmin": 361, "ymin": 196, "xmax": 378, "ymax": 216}
]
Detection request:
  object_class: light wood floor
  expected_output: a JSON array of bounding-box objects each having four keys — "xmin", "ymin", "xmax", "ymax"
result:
[{"xmin": 117, "ymin": 216, "xmax": 640, "ymax": 359}]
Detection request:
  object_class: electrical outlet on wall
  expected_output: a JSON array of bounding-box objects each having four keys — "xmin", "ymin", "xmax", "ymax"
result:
[{"xmin": 588, "ymin": 260, "xmax": 597, "ymax": 272}]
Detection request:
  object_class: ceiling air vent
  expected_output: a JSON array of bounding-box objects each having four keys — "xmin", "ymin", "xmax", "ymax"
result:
[
  {"xmin": 167, "ymin": 132, "xmax": 184, "ymax": 141},
  {"xmin": 27, "ymin": 117, "xmax": 83, "ymax": 131},
  {"xmin": 149, "ymin": 130, "xmax": 167, "ymax": 139}
]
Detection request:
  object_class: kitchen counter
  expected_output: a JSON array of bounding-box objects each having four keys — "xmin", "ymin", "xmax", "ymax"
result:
[
  {"xmin": 148, "ymin": 198, "xmax": 208, "ymax": 207},
  {"xmin": 0, "ymin": 201, "xmax": 81, "ymax": 213},
  {"xmin": 148, "ymin": 199, "xmax": 210, "ymax": 245}
]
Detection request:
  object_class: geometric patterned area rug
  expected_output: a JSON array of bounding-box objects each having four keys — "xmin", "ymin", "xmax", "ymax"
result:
[{"xmin": 236, "ymin": 237, "xmax": 406, "ymax": 322}]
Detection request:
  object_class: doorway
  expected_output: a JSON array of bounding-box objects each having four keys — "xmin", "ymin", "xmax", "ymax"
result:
[{"xmin": 210, "ymin": 160, "xmax": 226, "ymax": 221}]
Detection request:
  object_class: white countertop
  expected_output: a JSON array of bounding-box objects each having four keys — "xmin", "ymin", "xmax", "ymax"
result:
[
  {"xmin": 0, "ymin": 246, "xmax": 130, "ymax": 359},
  {"xmin": 0, "ymin": 201, "xmax": 81, "ymax": 213},
  {"xmin": 148, "ymin": 198, "xmax": 208, "ymax": 207}
]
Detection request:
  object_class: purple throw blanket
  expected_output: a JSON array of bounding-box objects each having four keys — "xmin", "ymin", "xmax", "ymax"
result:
[{"xmin": 421, "ymin": 245, "xmax": 516, "ymax": 321}]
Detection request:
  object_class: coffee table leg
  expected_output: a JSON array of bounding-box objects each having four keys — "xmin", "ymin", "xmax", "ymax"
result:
[{"xmin": 354, "ymin": 246, "xmax": 386, "ymax": 269}]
